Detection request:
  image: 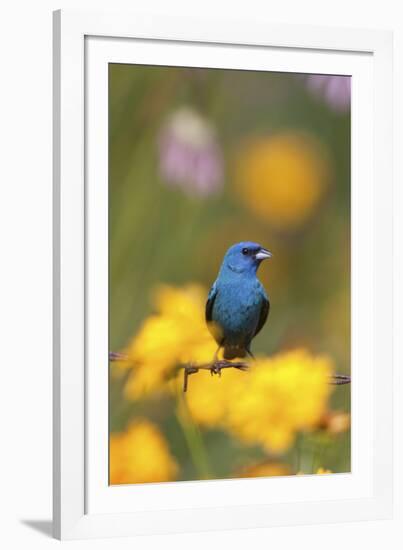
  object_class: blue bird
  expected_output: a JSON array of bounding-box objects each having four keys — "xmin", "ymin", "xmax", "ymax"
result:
[{"xmin": 206, "ymin": 242, "xmax": 271, "ymax": 360}]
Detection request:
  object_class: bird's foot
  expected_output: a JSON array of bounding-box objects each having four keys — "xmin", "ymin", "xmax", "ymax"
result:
[{"xmin": 210, "ymin": 360, "xmax": 227, "ymax": 377}]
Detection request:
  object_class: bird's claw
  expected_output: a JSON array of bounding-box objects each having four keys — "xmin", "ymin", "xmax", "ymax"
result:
[
  {"xmin": 210, "ymin": 365, "xmax": 219, "ymax": 376},
  {"xmin": 210, "ymin": 362, "xmax": 224, "ymax": 377}
]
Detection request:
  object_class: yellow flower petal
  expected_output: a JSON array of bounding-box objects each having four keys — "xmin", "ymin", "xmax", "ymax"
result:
[
  {"xmin": 236, "ymin": 132, "xmax": 330, "ymax": 229},
  {"xmin": 187, "ymin": 348, "xmax": 334, "ymax": 454},
  {"xmin": 110, "ymin": 419, "xmax": 178, "ymax": 484},
  {"xmin": 124, "ymin": 284, "xmax": 217, "ymax": 398}
]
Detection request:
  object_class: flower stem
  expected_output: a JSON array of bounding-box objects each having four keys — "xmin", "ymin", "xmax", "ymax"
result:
[{"xmin": 175, "ymin": 392, "xmax": 212, "ymax": 480}]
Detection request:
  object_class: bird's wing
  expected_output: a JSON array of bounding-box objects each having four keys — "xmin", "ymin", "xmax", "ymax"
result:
[
  {"xmin": 253, "ymin": 293, "xmax": 270, "ymax": 337},
  {"xmin": 205, "ymin": 281, "xmax": 218, "ymax": 323}
]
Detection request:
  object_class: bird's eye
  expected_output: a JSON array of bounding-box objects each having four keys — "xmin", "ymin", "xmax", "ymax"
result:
[{"xmin": 242, "ymin": 248, "xmax": 249, "ymax": 255}]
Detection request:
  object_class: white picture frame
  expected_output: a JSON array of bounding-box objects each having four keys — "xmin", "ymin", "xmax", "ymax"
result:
[{"xmin": 53, "ymin": 9, "xmax": 393, "ymax": 540}]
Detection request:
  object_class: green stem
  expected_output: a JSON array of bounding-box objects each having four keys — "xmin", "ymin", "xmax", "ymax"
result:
[
  {"xmin": 311, "ymin": 435, "xmax": 326, "ymax": 474},
  {"xmin": 175, "ymin": 393, "xmax": 212, "ymax": 480},
  {"xmin": 295, "ymin": 432, "xmax": 303, "ymax": 473}
]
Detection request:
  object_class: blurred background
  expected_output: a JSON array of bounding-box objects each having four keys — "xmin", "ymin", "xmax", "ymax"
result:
[{"xmin": 109, "ymin": 64, "xmax": 351, "ymax": 484}]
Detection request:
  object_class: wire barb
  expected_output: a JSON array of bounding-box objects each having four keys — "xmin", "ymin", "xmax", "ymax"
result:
[
  {"xmin": 329, "ymin": 373, "xmax": 351, "ymax": 386},
  {"xmin": 109, "ymin": 351, "xmax": 129, "ymax": 362},
  {"xmin": 182, "ymin": 359, "xmax": 249, "ymax": 391}
]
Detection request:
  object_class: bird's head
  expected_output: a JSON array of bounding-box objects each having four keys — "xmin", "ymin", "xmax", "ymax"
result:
[{"xmin": 222, "ymin": 242, "xmax": 272, "ymax": 274}]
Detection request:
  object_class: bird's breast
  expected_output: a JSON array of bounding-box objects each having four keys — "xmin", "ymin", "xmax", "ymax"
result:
[{"xmin": 212, "ymin": 279, "xmax": 263, "ymax": 335}]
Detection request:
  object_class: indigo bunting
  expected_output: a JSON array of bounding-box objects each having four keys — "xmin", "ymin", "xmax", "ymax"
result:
[{"xmin": 206, "ymin": 242, "xmax": 271, "ymax": 360}]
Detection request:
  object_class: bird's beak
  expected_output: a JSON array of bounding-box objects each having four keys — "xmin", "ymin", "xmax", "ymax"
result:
[{"xmin": 255, "ymin": 248, "xmax": 272, "ymax": 260}]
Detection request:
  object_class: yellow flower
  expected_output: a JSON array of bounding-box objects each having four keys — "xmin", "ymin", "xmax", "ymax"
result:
[
  {"xmin": 318, "ymin": 411, "xmax": 350, "ymax": 434},
  {"xmin": 110, "ymin": 419, "xmax": 178, "ymax": 484},
  {"xmin": 185, "ymin": 367, "xmax": 244, "ymax": 427},
  {"xmin": 237, "ymin": 461, "xmax": 292, "ymax": 478},
  {"xmin": 316, "ymin": 467, "xmax": 332, "ymax": 474},
  {"xmin": 297, "ymin": 468, "xmax": 333, "ymax": 475},
  {"xmin": 186, "ymin": 349, "xmax": 334, "ymax": 453},
  {"xmin": 236, "ymin": 132, "xmax": 330, "ymax": 229},
  {"xmin": 123, "ymin": 285, "xmax": 217, "ymax": 398}
]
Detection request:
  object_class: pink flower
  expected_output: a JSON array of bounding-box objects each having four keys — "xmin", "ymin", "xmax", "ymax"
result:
[
  {"xmin": 158, "ymin": 107, "xmax": 223, "ymax": 196},
  {"xmin": 305, "ymin": 75, "xmax": 351, "ymax": 112}
]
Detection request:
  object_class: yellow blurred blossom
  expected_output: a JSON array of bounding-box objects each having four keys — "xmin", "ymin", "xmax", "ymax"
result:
[
  {"xmin": 184, "ymin": 367, "xmax": 244, "ymax": 427},
  {"xmin": 123, "ymin": 285, "xmax": 217, "ymax": 398},
  {"xmin": 297, "ymin": 467, "xmax": 333, "ymax": 475},
  {"xmin": 318, "ymin": 410, "xmax": 350, "ymax": 434},
  {"xmin": 237, "ymin": 461, "xmax": 292, "ymax": 478},
  {"xmin": 316, "ymin": 467, "xmax": 332, "ymax": 474},
  {"xmin": 110, "ymin": 419, "xmax": 178, "ymax": 484},
  {"xmin": 186, "ymin": 349, "xmax": 334, "ymax": 453},
  {"xmin": 236, "ymin": 132, "xmax": 330, "ymax": 229}
]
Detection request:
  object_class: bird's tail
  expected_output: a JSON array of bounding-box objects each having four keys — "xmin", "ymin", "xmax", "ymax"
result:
[{"xmin": 223, "ymin": 345, "xmax": 247, "ymax": 360}]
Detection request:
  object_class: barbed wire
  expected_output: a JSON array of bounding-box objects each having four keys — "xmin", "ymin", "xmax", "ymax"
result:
[{"xmin": 109, "ymin": 352, "xmax": 351, "ymax": 393}]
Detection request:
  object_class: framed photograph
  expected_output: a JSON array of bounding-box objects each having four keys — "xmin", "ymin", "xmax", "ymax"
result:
[{"xmin": 53, "ymin": 10, "xmax": 393, "ymax": 540}]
